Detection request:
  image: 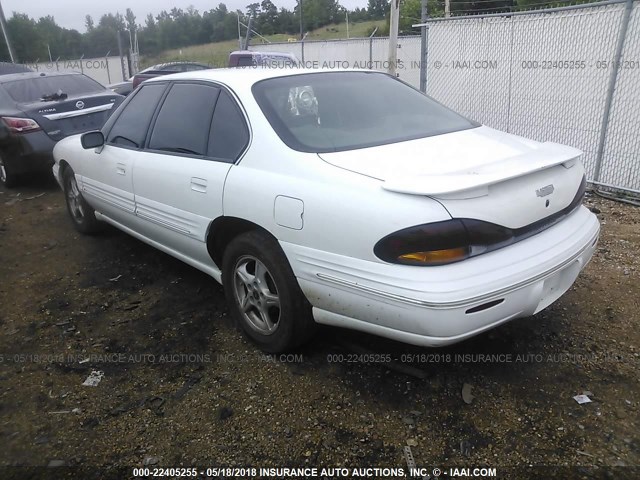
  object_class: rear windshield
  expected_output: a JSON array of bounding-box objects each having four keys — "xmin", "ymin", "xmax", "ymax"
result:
[
  {"xmin": 252, "ymin": 71, "xmax": 478, "ymax": 153},
  {"xmin": 2, "ymin": 74, "xmax": 105, "ymax": 103}
]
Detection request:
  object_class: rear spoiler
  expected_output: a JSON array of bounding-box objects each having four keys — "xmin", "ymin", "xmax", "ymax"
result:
[{"xmin": 381, "ymin": 142, "xmax": 582, "ymax": 197}]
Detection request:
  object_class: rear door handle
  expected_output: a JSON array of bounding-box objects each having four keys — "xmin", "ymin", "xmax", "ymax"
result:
[
  {"xmin": 191, "ymin": 177, "xmax": 207, "ymax": 193},
  {"xmin": 116, "ymin": 163, "xmax": 126, "ymax": 175}
]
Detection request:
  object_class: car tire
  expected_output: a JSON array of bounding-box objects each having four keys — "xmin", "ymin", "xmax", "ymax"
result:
[
  {"xmin": 62, "ymin": 167, "xmax": 101, "ymax": 234},
  {"xmin": 0, "ymin": 154, "xmax": 19, "ymax": 188},
  {"xmin": 222, "ymin": 230, "xmax": 317, "ymax": 353}
]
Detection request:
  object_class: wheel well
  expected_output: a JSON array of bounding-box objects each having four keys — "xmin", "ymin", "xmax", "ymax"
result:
[
  {"xmin": 206, "ymin": 217, "xmax": 275, "ymax": 268},
  {"xmin": 58, "ymin": 160, "xmax": 71, "ymax": 179}
]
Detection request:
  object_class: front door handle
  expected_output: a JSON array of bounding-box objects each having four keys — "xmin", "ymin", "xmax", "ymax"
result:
[
  {"xmin": 116, "ymin": 163, "xmax": 126, "ymax": 175},
  {"xmin": 190, "ymin": 177, "xmax": 207, "ymax": 193}
]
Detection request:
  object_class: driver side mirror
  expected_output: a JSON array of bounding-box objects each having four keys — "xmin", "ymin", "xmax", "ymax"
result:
[{"xmin": 81, "ymin": 131, "xmax": 104, "ymax": 149}]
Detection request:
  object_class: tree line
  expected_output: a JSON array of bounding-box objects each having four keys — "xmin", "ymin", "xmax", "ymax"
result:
[{"xmin": 0, "ymin": 0, "xmax": 594, "ymax": 63}]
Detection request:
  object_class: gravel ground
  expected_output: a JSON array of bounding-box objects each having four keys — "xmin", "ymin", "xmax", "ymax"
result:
[{"xmin": 0, "ymin": 176, "xmax": 638, "ymax": 479}]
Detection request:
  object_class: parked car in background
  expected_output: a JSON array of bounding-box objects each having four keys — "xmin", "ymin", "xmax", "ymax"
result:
[
  {"xmin": 131, "ymin": 62, "xmax": 210, "ymax": 89},
  {"xmin": 0, "ymin": 72, "xmax": 123, "ymax": 187},
  {"xmin": 52, "ymin": 69, "xmax": 599, "ymax": 353},
  {"xmin": 0, "ymin": 62, "xmax": 32, "ymax": 75},
  {"xmin": 107, "ymin": 80, "xmax": 134, "ymax": 97},
  {"xmin": 228, "ymin": 50, "xmax": 299, "ymax": 68}
]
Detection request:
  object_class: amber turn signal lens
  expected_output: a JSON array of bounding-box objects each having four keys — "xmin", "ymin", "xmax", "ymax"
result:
[{"xmin": 398, "ymin": 247, "xmax": 468, "ymax": 265}]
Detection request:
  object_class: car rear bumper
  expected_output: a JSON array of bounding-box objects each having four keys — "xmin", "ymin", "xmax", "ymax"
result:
[
  {"xmin": 281, "ymin": 206, "xmax": 600, "ymax": 347},
  {"xmin": 1, "ymin": 130, "xmax": 56, "ymax": 174}
]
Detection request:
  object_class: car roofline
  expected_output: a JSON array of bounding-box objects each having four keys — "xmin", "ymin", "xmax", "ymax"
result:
[
  {"xmin": 0, "ymin": 71, "xmax": 86, "ymax": 84},
  {"xmin": 142, "ymin": 68, "xmax": 384, "ymax": 89}
]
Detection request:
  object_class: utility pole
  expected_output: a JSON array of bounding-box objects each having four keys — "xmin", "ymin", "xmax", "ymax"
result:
[
  {"xmin": 299, "ymin": 0, "xmax": 304, "ymax": 40},
  {"xmin": 346, "ymin": 11, "xmax": 349, "ymax": 39},
  {"xmin": 117, "ymin": 30, "xmax": 126, "ymax": 81},
  {"xmin": 388, "ymin": 0, "xmax": 400, "ymax": 76},
  {"xmin": 244, "ymin": 15, "xmax": 253, "ymax": 50},
  {"xmin": 419, "ymin": 0, "xmax": 428, "ymax": 93},
  {"xmin": 445, "ymin": 0, "xmax": 450, "ymax": 17},
  {"xmin": 0, "ymin": 0, "xmax": 16, "ymax": 63}
]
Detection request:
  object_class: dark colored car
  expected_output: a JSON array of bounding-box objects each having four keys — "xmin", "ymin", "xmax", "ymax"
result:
[
  {"xmin": 107, "ymin": 80, "xmax": 134, "ymax": 97},
  {"xmin": 131, "ymin": 62, "xmax": 210, "ymax": 89},
  {"xmin": 0, "ymin": 72, "xmax": 123, "ymax": 187},
  {"xmin": 0, "ymin": 62, "xmax": 32, "ymax": 75},
  {"xmin": 228, "ymin": 50, "xmax": 299, "ymax": 68}
]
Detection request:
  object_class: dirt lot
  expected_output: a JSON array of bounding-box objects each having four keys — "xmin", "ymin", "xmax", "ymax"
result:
[{"xmin": 0, "ymin": 176, "xmax": 638, "ymax": 479}]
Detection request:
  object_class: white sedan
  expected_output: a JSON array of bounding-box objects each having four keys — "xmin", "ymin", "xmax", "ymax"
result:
[{"xmin": 52, "ymin": 68, "xmax": 600, "ymax": 353}]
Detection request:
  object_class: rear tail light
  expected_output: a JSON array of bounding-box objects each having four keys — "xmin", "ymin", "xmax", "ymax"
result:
[
  {"xmin": 2, "ymin": 116, "xmax": 41, "ymax": 134},
  {"xmin": 374, "ymin": 219, "xmax": 512, "ymax": 266},
  {"xmin": 375, "ymin": 175, "xmax": 587, "ymax": 266}
]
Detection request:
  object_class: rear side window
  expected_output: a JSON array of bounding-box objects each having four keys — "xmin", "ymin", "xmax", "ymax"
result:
[
  {"xmin": 237, "ymin": 57, "xmax": 254, "ymax": 67},
  {"xmin": 106, "ymin": 84, "xmax": 165, "ymax": 148},
  {"xmin": 149, "ymin": 83, "xmax": 220, "ymax": 156},
  {"xmin": 208, "ymin": 91, "xmax": 249, "ymax": 161},
  {"xmin": 3, "ymin": 74, "xmax": 104, "ymax": 103}
]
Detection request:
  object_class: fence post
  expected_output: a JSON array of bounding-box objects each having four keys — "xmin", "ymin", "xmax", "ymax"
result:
[
  {"xmin": 369, "ymin": 37, "xmax": 373, "ymax": 68},
  {"xmin": 593, "ymin": 0, "xmax": 633, "ymax": 183},
  {"xmin": 117, "ymin": 30, "xmax": 127, "ymax": 81},
  {"xmin": 506, "ymin": 17, "xmax": 515, "ymax": 133},
  {"xmin": 79, "ymin": 54, "xmax": 84, "ymax": 74},
  {"xmin": 419, "ymin": 0, "xmax": 428, "ymax": 92},
  {"xmin": 301, "ymin": 40, "xmax": 305, "ymax": 63}
]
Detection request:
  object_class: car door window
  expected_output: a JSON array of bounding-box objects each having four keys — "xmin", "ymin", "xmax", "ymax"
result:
[
  {"xmin": 106, "ymin": 84, "xmax": 165, "ymax": 148},
  {"xmin": 207, "ymin": 90, "xmax": 249, "ymax": 162},
  {"xmin": 149, "ymin": 83, "xmax": 220, "ymax": 156}
]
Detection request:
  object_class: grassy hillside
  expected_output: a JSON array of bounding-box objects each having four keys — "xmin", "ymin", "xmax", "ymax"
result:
[{"xmin": 142, "ymin": 20, "xmax": 384, "ymax": 68}]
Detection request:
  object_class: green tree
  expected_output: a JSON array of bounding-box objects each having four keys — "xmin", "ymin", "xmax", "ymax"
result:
[
  {"xmin": 125, "ymin": 8, "xmax": 137, "ymax": 33},
  {"xmin": 367, "ymin": 0, "xmax": 389, "ymax": 19},
  {"xmin": 300, "ymin": 0, "xmax": 341, "ymax": 30}
]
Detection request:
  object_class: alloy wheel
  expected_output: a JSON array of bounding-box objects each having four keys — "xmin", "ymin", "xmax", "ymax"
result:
[
  {"xmin": 232, "ymin": 255, "xmax": 281, "ymax": 335},
  {"xmin": 0, "ymin": 158, "xmax": 6, "ymax": 184},
  {"xmin": 66, "ymin": 175, "xmax": 85, "ymax": 221}
]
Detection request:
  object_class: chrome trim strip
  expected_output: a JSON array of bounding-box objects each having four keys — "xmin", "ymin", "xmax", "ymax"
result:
[
  {"xmin": 43, "ymin": 103, "xmax": 114, "ymax": 120},
  {"xmin": 135, "ymin": 210, "xmax": 192, "ymax": 236},
  {"xmin": 316, "ymin": 230, "xmax": 599, "ymax": 310}
]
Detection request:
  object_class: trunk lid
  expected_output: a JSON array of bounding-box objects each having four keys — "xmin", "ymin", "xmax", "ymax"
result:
[
  {"xmin": 318, "ymin": 126, "xmax": 585, "ymax": 229},
  {"xmin": 22, "ymin": 92, "xmax": 121, "ymax": 141}
]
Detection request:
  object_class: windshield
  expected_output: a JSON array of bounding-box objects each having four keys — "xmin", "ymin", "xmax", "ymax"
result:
[
  {"xmin": 3, "ymin": 74, "xmax": 105, "ymax": 103},
  {"xmin": 252, "ymin": 71, "xmax": 479, "ymax": 153}
]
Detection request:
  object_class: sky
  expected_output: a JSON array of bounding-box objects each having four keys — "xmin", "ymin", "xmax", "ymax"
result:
[{"xmin": 0, "ymin": 0, "xmax": 368, "ymax": 32}]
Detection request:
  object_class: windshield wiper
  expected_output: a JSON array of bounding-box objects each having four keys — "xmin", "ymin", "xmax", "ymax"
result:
[{"xmin": 41, "ymin": 90, "xmax": 68, "ymax": 101}]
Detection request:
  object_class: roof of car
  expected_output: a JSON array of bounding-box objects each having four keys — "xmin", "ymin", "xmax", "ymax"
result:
[
  {"xmin": 140, "ymin": 61, "xmax": 209, "ymax": 72},
  {"xmin": 0, "ymin": 71, "xmax": 85, "ymax": 84},
  {"xmin": 144, "ymin": 67, "xmax": 369, "ymax": 89},
  {"xmin": 0, "ymin": 62, "xmax": 32, "ymax": 75},
  {"xmin": 229, "ymin": 50, "xmax": 296, "ymax": 57}
]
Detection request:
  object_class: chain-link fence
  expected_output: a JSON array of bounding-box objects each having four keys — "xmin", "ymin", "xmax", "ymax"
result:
[
  {"xmin": 421, "ymin": 0, "xmax": 639, "ymax": 193},
  {"xmin": 252, "ymin": 0, "xmax": 640, "ymax": 193},
  {"xmin": 249, "ymin": 36, "xmax": 423, "ymax": 86}
]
